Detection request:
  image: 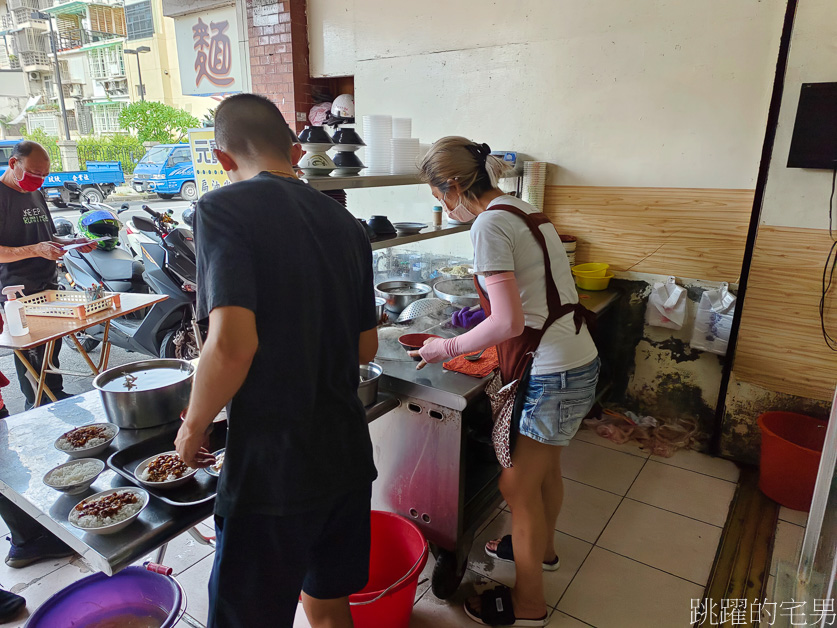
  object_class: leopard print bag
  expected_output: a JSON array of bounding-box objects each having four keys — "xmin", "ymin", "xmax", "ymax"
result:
[{"xmin": 485, "ymin": 373, "xmax": 520, "ymax": 468}]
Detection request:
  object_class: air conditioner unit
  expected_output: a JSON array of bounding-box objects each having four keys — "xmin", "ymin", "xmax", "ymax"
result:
[
  {"xmin": 108, "ymin": 63, "xmax": 120, "ymax": 75},
  {"xmin": 28, "ymin": 71, "xmax": 39, "ymax": 80}
]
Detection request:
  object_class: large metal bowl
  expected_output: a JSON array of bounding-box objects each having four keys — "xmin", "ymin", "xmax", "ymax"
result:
[
  {"xmin": 358, "ymin": 363, "xmax": 382, "ymax": 407},
  {"xmin": 93, "ymin": 359, "xmax": 195, "ymax": 430},
  {"xmin": 375, "ymin": 280, "xmax": 432, "ymax": 315},
  {"xmin": 434, "ymin": 279, "xmax": 480, "ymax": 308}
]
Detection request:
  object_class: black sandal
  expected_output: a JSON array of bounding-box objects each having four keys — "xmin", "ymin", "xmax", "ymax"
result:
[
  {"xmin": 485, "ymin": 535, "xmax": 560, "ymax": 571},
  {"xmin": 463, "ymin": 585, "xmax": 549, "ymax": 626}
]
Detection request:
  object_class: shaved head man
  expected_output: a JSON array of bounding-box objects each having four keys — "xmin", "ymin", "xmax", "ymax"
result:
[{"xmin": 175, "ymin": 95, "xmax": 379, "ymax": 628}]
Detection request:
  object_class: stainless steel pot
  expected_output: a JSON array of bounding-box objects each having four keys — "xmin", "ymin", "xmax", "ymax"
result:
[
  {"xmin": 374, "ymin": 297, "xmax": 386, "ymax": 324},
  {"xmin": 375, "ymin": 281, "xmax": 432, "ymax": 315},
  {"xmin": 358, "ymin": 362, "xmax": 382, "ymax": 407},
  {"xmin": 93, "ymin": 359, "xmax": 195, "ymax": 429}
]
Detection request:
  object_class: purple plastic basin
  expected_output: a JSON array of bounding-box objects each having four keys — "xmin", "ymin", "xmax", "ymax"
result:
[{"xmin": 25, "ymin": 566, "xmax": 183, "ymax": 628}]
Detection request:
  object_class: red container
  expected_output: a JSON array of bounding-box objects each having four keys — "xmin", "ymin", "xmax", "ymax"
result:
[
  {"xmin": 350, "ymin": 511, "xmax": 429, "ymax": 628},
  {"xmin": 758, "ymin": 411, "xmax": 827, "ymax": 511}
]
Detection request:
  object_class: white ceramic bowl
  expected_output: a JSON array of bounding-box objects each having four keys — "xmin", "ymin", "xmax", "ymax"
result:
[
  {"xmin": 43, "ymin": 458, "xmax": 105, "ymax": 495},
  {"xmin": 54, "ymin": 424, "xmax": 119, "ymax": 459},
  {"xmin": 69, "ymin": 487, "xmax": 148, "ymax": 535},
  {"xmin": 134, "ymin": 451, "xmax": 198, "ymax": 490}
]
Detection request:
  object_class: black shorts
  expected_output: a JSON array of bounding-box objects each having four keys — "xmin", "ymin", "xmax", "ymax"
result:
[{"xmin": 207, "ymin": 486, "xmax": 372, "ymax": 628}]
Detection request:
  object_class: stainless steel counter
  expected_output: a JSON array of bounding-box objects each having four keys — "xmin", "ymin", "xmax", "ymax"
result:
[
  {"xmin": 0, "ymin": 392, "xmax": 211, "ymax": 576},
  {"xmin": 376, "ymin": 288, "xmax": 620, "ymax": 410},
  {"xmin": 0, "ymin": 390, "xmax": 399, "ymax": 576}
]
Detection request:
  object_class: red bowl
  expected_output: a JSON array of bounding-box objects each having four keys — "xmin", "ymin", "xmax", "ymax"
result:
[{"xmin": 398, "ymin": 334, "xmax": 441, "ymax": 360}]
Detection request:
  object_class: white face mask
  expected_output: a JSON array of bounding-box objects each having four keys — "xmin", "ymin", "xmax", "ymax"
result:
[{"xmin": 442, "ymin": 192, "xmax": 474, "ymax": 223}]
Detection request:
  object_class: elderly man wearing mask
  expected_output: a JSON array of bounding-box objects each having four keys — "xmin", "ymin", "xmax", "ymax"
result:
[
  {"xmin": 0, "ymin": 140, "xmax": 95, "ymax": 409},
  {"xmin": 0, "ymin": 140, "xmax": 96, "ymax": 574}
]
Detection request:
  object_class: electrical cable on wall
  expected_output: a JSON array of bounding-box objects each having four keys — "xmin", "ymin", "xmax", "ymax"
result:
[{"xmin": 820, "ymin": 169, "xmax": 837, "ymax": 350}]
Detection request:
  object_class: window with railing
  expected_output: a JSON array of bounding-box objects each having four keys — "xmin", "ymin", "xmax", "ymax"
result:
[
  {"xmin": 87, "ymin": 45, "xmax": 125, "ymax": 79},
  {"xmin": 7, "ymin": 0, "xmax": 44, "ymax": 12},
  {"xmin": 27, "ymin": 112, "xmax": 60, "ymax": 135},
  {"xmin": 13, "ymin": 28, "xmax": 47, "ymax": 54},
  {"xmin": 90, "ymin": 102, "xmax": 126, "ymax": 134},
  {"xmin": 126, "ymin": 0, "xmax": 153, "ymax": 40}
]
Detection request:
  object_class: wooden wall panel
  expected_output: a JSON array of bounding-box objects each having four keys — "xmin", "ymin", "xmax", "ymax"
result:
[
  {"xmin": 543, "ymin": 186, "xmax": 754, "ymax": 282},
  {"xmin": 733, "ymin": 225, "xmax": 837, "ymax": 401}
]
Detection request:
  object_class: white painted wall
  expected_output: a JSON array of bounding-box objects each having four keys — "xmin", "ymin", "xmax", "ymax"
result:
[
  {"xmin": 309, "ymin": 0, "xmax": 785, "ymax": 189},
  {"xmin": 759, "ymin": 0, "xmax": 837, "ymax": 230}
]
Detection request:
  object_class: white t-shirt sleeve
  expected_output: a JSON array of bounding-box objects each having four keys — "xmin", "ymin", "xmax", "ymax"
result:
[{"xmin": 472, "ymin": 214, "xmax": 515, "ymax": 274}]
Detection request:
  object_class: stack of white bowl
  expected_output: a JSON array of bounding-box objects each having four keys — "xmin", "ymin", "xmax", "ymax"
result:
[
  {"xmin": 362, "ymin": 115, "xmax": 392, "ymax": 175},
  {"xmin": 392, "ymin": 118, "xmax": 412, "ymax": 138},
  {"xmin": 522, "ymin": 161, "xmax": 547, "ymax": 210},
  {"xmin": 391, "ymin": 137, "xmax": 420, "ymax": 175}
]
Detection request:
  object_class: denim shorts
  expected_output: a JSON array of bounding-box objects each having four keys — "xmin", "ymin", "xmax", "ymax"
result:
[{"xmin": 518, "ymin": 358, "xmax": 601, "ymax": 446}]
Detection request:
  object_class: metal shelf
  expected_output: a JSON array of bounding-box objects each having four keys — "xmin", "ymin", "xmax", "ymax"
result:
[
  {"xmin": 303, "ymin": 174, "xmax": 422, "ymax": 191},
  {"xmin": 370, "ymin": 224, "xmax": 471, "ymax": 251}
]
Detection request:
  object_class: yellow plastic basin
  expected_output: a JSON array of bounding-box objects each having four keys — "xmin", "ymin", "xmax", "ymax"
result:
[
  {"xmin": 571, "ymin": 263, "xmax": 610, "ymax": 278},
  {"xmin": 575, "ymin": 272, "xmax": 614, "ymax": 291}
]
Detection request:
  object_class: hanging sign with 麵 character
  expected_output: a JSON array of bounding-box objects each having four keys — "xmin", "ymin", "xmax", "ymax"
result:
[{"xmin": 175, "ymin": 6, "xmax": 243, "ymax": 97}]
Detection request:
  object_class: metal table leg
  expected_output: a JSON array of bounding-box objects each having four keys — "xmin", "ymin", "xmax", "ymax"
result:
[
  {"xmin": 13, "ymin": 348, "xmax": 57, "ymax": 407},
  {"xmin": 188, "ymin": 526, "xmax": 216, "ymax": 548},
  {"xmin": 32, "ymin": 341, "xmax": 57, "ymax": 408},
  {"xmin": 45, "ymin": 322, "xmax": 113, "ymax": 380},
  {"xmin": 153, "ymin": 542, "xmax": 168, "ymax": 565}
]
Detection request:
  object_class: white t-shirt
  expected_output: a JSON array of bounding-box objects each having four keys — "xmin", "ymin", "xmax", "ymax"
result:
[{"xmin": 471, "ymin": 195, "xmax": 598, "ymax": 375}]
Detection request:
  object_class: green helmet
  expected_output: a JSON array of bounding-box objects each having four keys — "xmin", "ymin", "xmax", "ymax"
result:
[{"xmin": 78, "ymin": 210, "xmax": 121, "ymax": 251}]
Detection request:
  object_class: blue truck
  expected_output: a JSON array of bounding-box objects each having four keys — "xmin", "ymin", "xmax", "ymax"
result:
[
  {"xmin": 0, "ymin": 140, "xmax": 125, "ymax": 206},
  {"xmin": 131, "ymin": 144, "xmax": 197, "ymax": 201}
]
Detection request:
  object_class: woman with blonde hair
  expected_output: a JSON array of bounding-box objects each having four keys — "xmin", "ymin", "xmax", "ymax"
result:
[{"xmin": 410, "ymin": 137, "xmax": 599, "ymax": 626}]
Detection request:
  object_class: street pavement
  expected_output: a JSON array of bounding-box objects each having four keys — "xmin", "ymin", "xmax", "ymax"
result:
[{"xmin": 0, "ymin": 198, "xmax": 193, "ymax": 416}]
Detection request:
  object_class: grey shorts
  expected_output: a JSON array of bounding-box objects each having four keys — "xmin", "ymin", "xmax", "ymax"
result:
[{"xmin": 518, "ymin": 358, "xmax": 601, "ymax": 446}]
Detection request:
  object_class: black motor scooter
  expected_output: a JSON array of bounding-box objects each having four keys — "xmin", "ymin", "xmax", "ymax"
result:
[{"xmin": 60, "ymin": 183, "xmax": 202, "ymax": 359}]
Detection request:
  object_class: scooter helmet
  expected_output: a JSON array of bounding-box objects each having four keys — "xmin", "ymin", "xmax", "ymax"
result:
[
  {"xmin": 78, "ymin": 210, "xmax": 121, "ymax": 251},
  {"xmin": 53, "ymin": 216, "xmax": 74, "ymax": 238},
  {"xmin": 331, "ymin": 94, "xmax": 354, "ymax": 120}
]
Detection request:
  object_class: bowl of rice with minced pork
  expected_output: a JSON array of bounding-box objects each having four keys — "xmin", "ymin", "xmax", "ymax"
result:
[
  {"xmin": 135, "ymin": 451, "xmax": 197, "ymax": 489},
  {"xmin": 54, "ymin": 423, "xmax": 119, "ymax": 458},
  {"xmin": 69, "ymin": 488, "xmax": 148, "ymax": 534},
  {"xmin": 43, "ymin": 459, "xmax": 105, "ymax": 495}
]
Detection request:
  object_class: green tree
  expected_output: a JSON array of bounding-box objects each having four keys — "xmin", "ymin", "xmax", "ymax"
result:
[
  {"xmin": 21, "ymin": 127, "xmax": 62, "ymax": 171},
  {"xmin": 202, "ymin": 108, "xmax": 216, "ymax": 128},
  {"xmin": 118, "ymin": 101, "xmax": 200, "ymax": 144},
  {"xmin": 76, "ymin": 134, "xmax": 145, "ymax": 174}
]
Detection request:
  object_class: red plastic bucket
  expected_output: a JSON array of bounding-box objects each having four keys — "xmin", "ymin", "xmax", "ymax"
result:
[
  {"xmin": 350, "ymin": 511, "xmax": 429, "ymax": 628},
  {"xmin": 758, "ymin": 411, "xmax": 827, "ymax": 511}
]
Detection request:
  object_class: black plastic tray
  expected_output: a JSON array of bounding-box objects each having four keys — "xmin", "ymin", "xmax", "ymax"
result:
[{"xmin": 107, "ymin": 422, "xmax": 227, "ymax": 507}]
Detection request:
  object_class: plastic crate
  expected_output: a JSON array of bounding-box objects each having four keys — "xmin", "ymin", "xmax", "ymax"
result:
[{"xmin": 19, "ymin": 290, "xmax": 121, "ymax": 320}]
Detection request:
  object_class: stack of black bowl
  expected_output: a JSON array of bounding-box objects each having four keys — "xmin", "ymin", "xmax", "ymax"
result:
[{"xmin": 330, "ymin": 127, "xmax": 366, "ymax": 176}]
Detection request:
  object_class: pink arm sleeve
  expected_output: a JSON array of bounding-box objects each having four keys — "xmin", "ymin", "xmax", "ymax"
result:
[{"xmin": 419, "ymin": 272, "xmax": 525, "ymax": 364}]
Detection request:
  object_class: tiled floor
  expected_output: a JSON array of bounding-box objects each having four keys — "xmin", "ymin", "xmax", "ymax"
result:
[{"xmin": 2, "ymin": 427, "xmax": 741, "ymax": 627}]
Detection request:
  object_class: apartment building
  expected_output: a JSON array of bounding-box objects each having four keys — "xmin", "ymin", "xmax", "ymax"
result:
[{"xmin": 0, "ymin": 0, "xmax": 212, "ymax": 138}]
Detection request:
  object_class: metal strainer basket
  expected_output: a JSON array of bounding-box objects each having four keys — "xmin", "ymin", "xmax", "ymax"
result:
[{"xmin": 396, "ymin": 298, "xmax": 449, "ymax": 323}]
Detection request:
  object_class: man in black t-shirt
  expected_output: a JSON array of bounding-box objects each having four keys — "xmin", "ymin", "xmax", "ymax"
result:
[
  {"xmin": 175, "ymin": 95, "xmax": 379, "ymax": 628},
  {"xmin": 0, "ymin": 141, "xmax": 96, "ymax": 588},
  {"xmin": 0, "ymin": 141, "xmax": 95, "ymax": 408}
]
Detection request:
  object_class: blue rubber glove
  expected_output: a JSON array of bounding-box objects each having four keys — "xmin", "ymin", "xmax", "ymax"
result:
[{"xmin": 451, "ymin": 307, "xmax": 486, "ymax": 329}]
